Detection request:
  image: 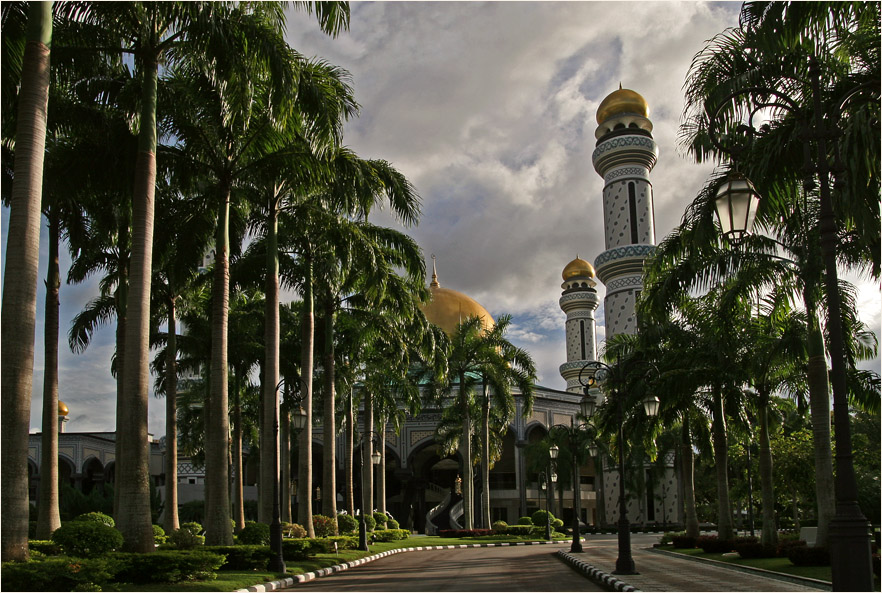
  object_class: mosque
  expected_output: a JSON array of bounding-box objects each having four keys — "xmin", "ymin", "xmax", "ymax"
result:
[{"xmin": 27, "ymin": 86, "xmax": 681, "ymax": 532}]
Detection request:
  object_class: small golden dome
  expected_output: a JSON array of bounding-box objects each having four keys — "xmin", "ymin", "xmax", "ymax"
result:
[
  {"xmin": 421, "ymin": 257, "xmax": 494, "ymax": 336},
  {"xmin": 563, "ymin": 257, "xmax": 595, "ymax": 281},
  {"xmin": 58, "ymin": 401, "xmax": 69, "ymax": 416},
  {"xmin": 596, "ymin": 84, "xmax": 649, "ymax": 124}
]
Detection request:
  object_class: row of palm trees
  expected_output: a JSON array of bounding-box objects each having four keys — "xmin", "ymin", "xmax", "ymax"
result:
[
  {"xmin": 573, "ymin": 0, "xmax": 879, "ymax": 552},
  {"xmin": 1, "ymin": 1, "xmax": 540, "ymax": 560}
]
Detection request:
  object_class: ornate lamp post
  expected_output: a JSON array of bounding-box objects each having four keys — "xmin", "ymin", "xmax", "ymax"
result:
[
  {"xmin": 579, "ymin": 360, "xmax": 659, "ymax": 575},
  {"xmin": 270, "ymin": 383, "xmax": 307, "ymax": 574},
  {"xmin": 705, "ymin": 56, "xmax": 875, "ymax": 590},
  {"xmin": 357, "ymin": 433, "xmax": 381, "ymax": 552}
]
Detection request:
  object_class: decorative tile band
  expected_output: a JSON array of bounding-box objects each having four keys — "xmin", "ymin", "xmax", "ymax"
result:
[
  {"xmin": 594, "ymin": 244, "xmax": 656, "ymax": 268},
  {"xmin": 593, "ymin": 135, "xmax": 656, "ymax": 159},
  {"xmin": 605, "ymin": 166, "xmax": 649, "ymax": 183}
]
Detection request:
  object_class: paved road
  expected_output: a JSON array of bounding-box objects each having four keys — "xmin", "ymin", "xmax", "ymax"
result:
[{"xmin": 282, "ymin": 545, "xmax": 605, "ymax": 592}]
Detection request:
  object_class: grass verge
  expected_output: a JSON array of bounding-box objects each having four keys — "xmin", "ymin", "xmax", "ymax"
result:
[
  {"xmin": 117, "ymin": 534, "xmax": 563, "ymax": 592},
  {"xmin": 667, "ymin": 547, "xmax": 832, "ymax": 582}
]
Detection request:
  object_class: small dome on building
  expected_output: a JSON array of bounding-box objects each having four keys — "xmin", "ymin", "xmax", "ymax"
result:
[
  {"xmin": 562, "ymin": 257, "xmax": 595, "ymax": 281},
  {"xmin": 596, "ymin": 85, "xmax": 649, "ymax": 124},
  {"xmin": 58, "ymin": 401, "xmax": 69, "ymax": 416},
  {"xmin": 420, "ymin": 258, "xmax": 494, "ymax": 336}
]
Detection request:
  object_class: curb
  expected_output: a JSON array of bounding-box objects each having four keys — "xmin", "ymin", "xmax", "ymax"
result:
[
  {"xmin": 557, "ymin": 550, "xmax": 639, "ymax": 592},
  {"xmin": 647, "ymin": 547, "xmax": 833, "ymax": 591},
  {"xmin": 235, "ymin": 540, "xmax": 560, "ymax": 592}
]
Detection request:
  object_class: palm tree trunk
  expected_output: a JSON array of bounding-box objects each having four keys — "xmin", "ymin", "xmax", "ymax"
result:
[
  {"xmin": 297, "ymin": 256, "xmax": 315, "ymax": 536},
  {"xmin": 162, "ymin": 292, "xmax": 180, "ymax": 533},
  {"xmin": 459, "ymin": 373, "xmax": 473, "ymax": 530},
  {"xmin": 681, "ymin": 416, "xmax": 700, "ymax": 538},
  {"xmin": 1, "ymin": 1, "xmax": 52, "ymax": 562},
  {"xmin": 206, "ymin": 180, "xmax": 233, "ymax": 545},
  {"xmin": 113, "ymin": 220, "xmax": 129, "ymax": 519},
  {"xmin": 804, "ymin": 298, "xmax": 834, "ymax": 548},
  {"xmin": 322, "ymin": 300, "xmax": 337, "ymax": 519},
  {"xmin": 758, "ymin": 392, "xmax": 777, "ymax": 548},
  {"xmin": 481, "ymin": 383, "xmax": 491, "ymax": 530},
  {"xmin": 261, "ymin": 200, "xmax": 281, "ymax": 524},
  {"xmin": 232, "ymin": 368, "xmax": 245, "ymax": 532},
  {"xmin": 377, "ymin": 417, "xmax": 386, "ymax": 515},
  {"xmin": 36, "ymin": 209, "xmax": 61, "ymax": 540},
  {"xmin": 712, "ymin": 389, "xmax": 734, "ymax": 540},
  {"xmin": 118, "ymin": 49, "xmax": 159, "ymax": 553},
  {"xmin": 345, "ymin": 389, "xmax": 355, "ymax": 515}
]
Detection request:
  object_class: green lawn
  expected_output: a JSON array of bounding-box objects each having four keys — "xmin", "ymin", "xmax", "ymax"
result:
[
  {"xmin": 117, "ymin": 534, "xmax": 565, "ymax": 592},
  {"xmin": 669, "ymin": 547, "xmax": 832, "ymax": 582}
]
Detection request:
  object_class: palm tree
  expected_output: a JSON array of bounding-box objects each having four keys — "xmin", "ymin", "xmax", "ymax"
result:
[{"xmin": 1, "ymin": 1, "xmax": 52, "ymax": 561}]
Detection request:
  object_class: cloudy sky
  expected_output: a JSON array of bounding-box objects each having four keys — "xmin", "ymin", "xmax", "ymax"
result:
[{"xmin": 5, "ymin": 1, "xmax": 880, "ymax": 435}]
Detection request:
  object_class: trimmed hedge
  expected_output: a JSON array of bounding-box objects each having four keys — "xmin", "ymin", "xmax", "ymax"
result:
[
  {"xmin": 504, "ymin": 525, "xmax": 536, "ymax": 536},
  {"xmin": 283, "ymin": 522, "xmax": 307, "ymax": 538},
  {"xmin": 440, "ymin": 529, "xmax": 494, "ymax": 538},
  {"xmin": 370, "ymin": 529, "xmax": 410, "ymax": 542},
  {"xmin": 518, "ymin": 516, "xmax": 533, "ymax": 525},
  {"xmin": 111, "ymin": 550, "xmax": 225, "ymax": 583},
  {"xmin": 776, "ymin": 537, "xmax": 806, "ymax": 558},
  {"xmin": 671, "ymin": 534, "xmax": 697, "ymax": 548},
  {"xmin": 531, "ymin": 510, "xmax": 555, "ymax": 526},
  {"xmin": 72, "ymin": 512, "xmax": 115, "ymax": 528},
  {"xmin": 204, "ymin": 545, "xmax": 275, "ymax": 570},
  {"xmin": 387, "ymin": 518, "xmax": 400, "ymax": 530},
  {"xmin": 787, "ymin": 545, "xmax": 830, "ymax": 566},
  {"xmin": 373, "ymin": 512, "xmax": 388, "ymax": 528},
  {"xmin": 169, "ymin": 527, "xmax": 206, "ymax": 549},
  {"xmin": 28, "ymin": 539, "xmax": 62, "ymax": 556},
  {"xmin": 491, "ymin": 520, "xmax": 508, "ymax": 531},
  {"xmin": 696, "ymin": 535, "xmax": 735, "ymax": 554},
  {"xmin": 1, "ymin": 556, "xmax": 118, "ymax": 591},
  {"xmin": 51, "ymin": 521, "xmax": 123, "ymax": 557}
]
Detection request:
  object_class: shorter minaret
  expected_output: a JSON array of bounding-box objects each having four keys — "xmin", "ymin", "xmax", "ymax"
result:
[
  {"xmin": 558, "ymin": 257, "xmax": 599, "ymax": 393},
  {"xmin": 58, "ymin": 400, "xmax": 69, "ymax": 433}
]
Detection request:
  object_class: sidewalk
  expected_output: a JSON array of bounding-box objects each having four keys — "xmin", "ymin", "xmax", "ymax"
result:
[{"xmin": 558, "ymin": 543, "xmax": 831, "ymax": 592}]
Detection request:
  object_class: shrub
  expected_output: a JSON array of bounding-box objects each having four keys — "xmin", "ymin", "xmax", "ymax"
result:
[
  {"xmin": 1, "ymin": 556, "xmax": 118, "ymax": 591},
  {"xmin": 29, "ymin": 539, "xmax": 63, "ymax": 556},
  {"xmin": 697, "ymin": 535, "xmax": 736, "ymax": 554},
  {"xmin": 491, "ymin": 520, "xmax": 508, "ymax": 532},
  {"xmin": 531, "ymin": 510, "xmax": 555, "ymax": 526},
  {"xmin": 284, "ymin": 523, "xmax": 307, "ymax": 538},
  {"xmin": 775, "ymin": 535, "xmax": 805, "ymax": 557},
  {"xmin": 51, "ymin": 521, "xmax": 123, "ymax": 557},
  {"xmin": 518, "ymin": 516, "xmax": 533, "ymax": 525},
  {"xmin": 360, "ymin": 514, "xmax": 377, "ymax": 532},
  {"xmin": 671, "ymin": 534, "xmax": 697, "ymax": 548},
  {"xmin": 337, "ymin": 514, "xmax": 358, "ymax": 534},
  {"xmin": 387, "ymin": 518, "xmax": 400, "ymax": 530},
  {"xmin": 111, "ymin": 550, "xmax": 225, "ymax": 583},
  {"xmin": 181, "ymin": 521, "xmax": 203, "ymax": 535},
  {"xmin": 152, "ymin": 524, "xmax": 167, "ymax": 545},
  {"xmin": 552, "ymin": 518, "xmax": 564, "ymax": 530},
  {"xmin": 312, "ymin": 514, "xmax": 338, "ymax": 537},
  {"xmin": 734, "ymin": 541, "xmax": 776, "ymax": 559},
  {"xmin": 373, "ymin": 512, "xmax": 388, "ymax": 528},
  {"xmin": 504, "ymin": 525, "xmax": 535, "ymax": 536},
  {"xmin": 168, "ymin": 527, "xmax": 205, "ymax": 549},
  {"xmin": 204, "ymin": 545, "xmax": 274, "ymax": 570},
  {"xmin": 236, "ymin": 522, "xmax": 270, "ymax": 545},
  {"xmin": 659, "ymin": 531, "xmax": 683, "ymax": 545},
  {"xmin": 370, "ymin": 529, "xmax": 410, "ymax": 542},
  {"xmin": 282, "ymin": 538, "xmax": 326, "ymax": 560},
  {"xmin": 787, "ymin": 545, "xmax": 830, "ymax": 566},
  {"xmin": 72, "ymin": 512, "xmax": 115, "ymax": 528}
]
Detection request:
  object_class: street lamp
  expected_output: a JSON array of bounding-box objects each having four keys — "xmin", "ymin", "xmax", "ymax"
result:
[
  {"xmin": 357, "ymin": 433, "xmax": 380, "ymax": 552},
  {"xmin": 705, "ymin": 55, "xmax": 875, "ymax": 590},
  {"xmin": 580, "ymin": 359, "xmax": 659, "ymax": 575},
  {"xmin": 270, "ymin": 381, "xmax": 306, "ymax": 574}
]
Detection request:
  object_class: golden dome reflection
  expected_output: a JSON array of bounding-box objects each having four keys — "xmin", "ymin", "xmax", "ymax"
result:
[
  {"xmin": 596, "ymin": 84, "xmax": 649, "ymax": 124},
  {"xmin": 420, "ymin": 257, "xmax": 494, "ymax": 336},
  {"xmin": 58, "ymin": 401, "xmax": 69, "ymax": 416},
  {"xmin": 562, "ymin": 256, "xmax": 595, "ymax": 281}
]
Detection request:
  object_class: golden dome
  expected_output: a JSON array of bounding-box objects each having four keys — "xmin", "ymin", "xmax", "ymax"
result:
[
  {"xmin": 58, "ymin": 401, "xmax": 69, "ymax": 416},
  {"xmin": 596, "ymin": 84, "xmax": 649, "ymax": 124},
  {"xmin": 420, "ymin": 258, "xmax": 494, "ymax": 336},
  {"xmin": 562, "ymin": 256, "xmax": 595, "ymax": 280}
]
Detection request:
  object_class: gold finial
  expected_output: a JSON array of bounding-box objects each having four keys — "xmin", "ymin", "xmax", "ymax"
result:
[{"xmin": 430, "ymin": 254, "xmax": 440, "ymax": 288}]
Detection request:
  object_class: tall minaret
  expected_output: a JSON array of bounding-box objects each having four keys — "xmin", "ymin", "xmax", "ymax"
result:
[
  {"xmin": 592, "ymin": 85, "xmax": 658, "ymax": 341},
  {"xmin": 558, "ymin": 257, "xmax": 599, "ymax": 393}
]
